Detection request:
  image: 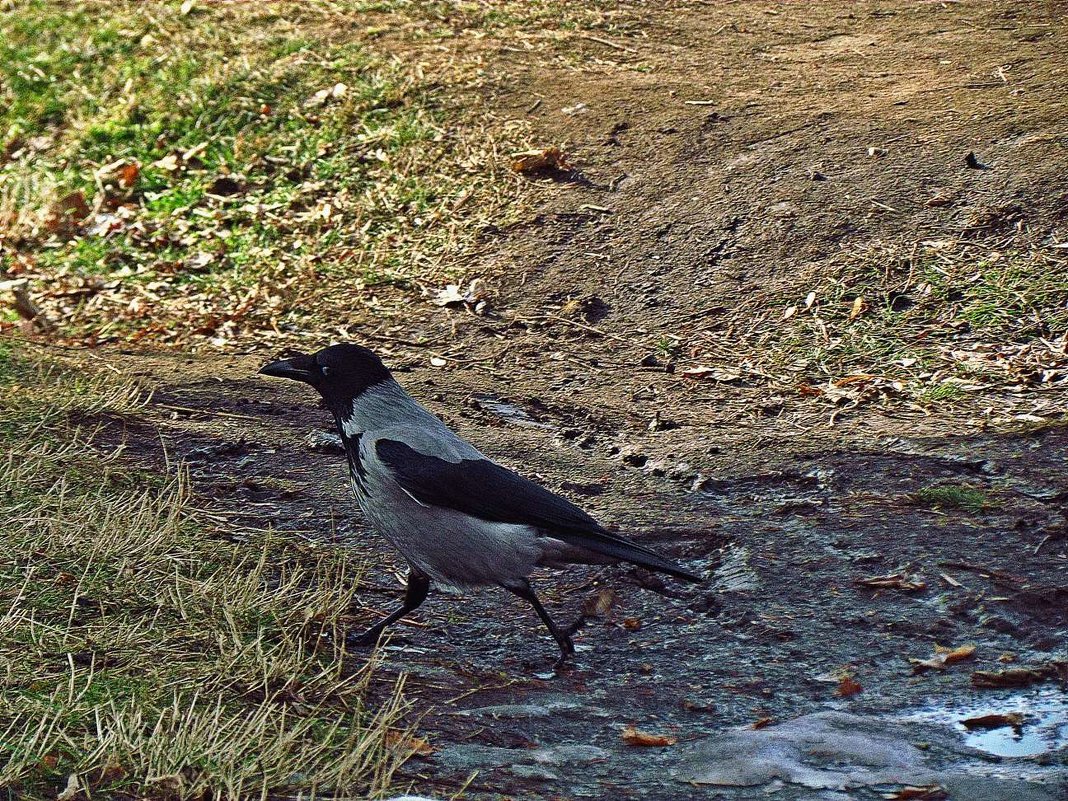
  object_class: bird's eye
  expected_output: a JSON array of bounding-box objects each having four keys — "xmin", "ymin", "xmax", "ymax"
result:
[{"xmin": 320, "ymin": 365, "xmax": 332, "ymax": 377}]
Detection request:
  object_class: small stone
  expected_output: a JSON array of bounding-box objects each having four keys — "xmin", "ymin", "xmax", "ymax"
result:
[{"xmin": 509, "ymin": 765, "xmax": 559, "ymax": 781}]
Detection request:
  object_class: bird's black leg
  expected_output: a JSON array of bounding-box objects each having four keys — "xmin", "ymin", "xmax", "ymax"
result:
[
  {"xmin": 346, "ymin": 568, "xmax": 430, "ymax": 648},
  {"xmin": 508, "ymin": 580, "xmax": 575, "ymax": 662}
]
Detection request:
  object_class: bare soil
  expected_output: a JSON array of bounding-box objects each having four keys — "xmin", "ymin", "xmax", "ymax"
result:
[{"xmin": 89, "ymin": 2, "xmax": 1067, "ymax": 799}]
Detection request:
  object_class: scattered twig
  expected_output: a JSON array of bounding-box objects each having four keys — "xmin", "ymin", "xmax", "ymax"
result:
[
  {"xmin": 579, "ymin": 34, "xmax": 637, "ymax": 53},
  {"xmin": 543, "ymin": 313, "xmax": 636, "ymax": 345},
  {"xmin": 154, "ymin": 403, "xmax": 262, "ymax": 421}
]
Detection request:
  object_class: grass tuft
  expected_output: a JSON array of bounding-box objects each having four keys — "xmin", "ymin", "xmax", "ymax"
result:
[
  {"xmin": 914, "ymin": 483, "xmax": 991, "ymax": 513},
  {"xmin": 0, "ymin": 345, "xmax": 410, "ymax": 799}
]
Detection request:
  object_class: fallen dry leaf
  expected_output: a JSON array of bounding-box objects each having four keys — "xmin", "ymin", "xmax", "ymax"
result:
[
  {"xmin": 848, "ymin": 295, "xmax": 867, "ymax": 320},
  {"xmin": 835, "ymin": 675, "xmax": 863, "ymax": 698},
  {"xmin": 118, "ymin": 162, "xmax": 139, "ymax": 188},
  {"xmin": 152, "ymin": 153, "xmax": 181, "ymax": 172},
  {"xmin": 834, "ymin": 373, "xmax": 877, "ymax": 387},
  {"xmin": 308, "ymin": 82, "xmax": 348, "ymax": 106},
  {"xmin": 782, "ymin": 305, "xmax": 797, "ymax": 320},
  {"xmin": 432, "ymin": 278, "xmax": 490, "ymax": 312},
  {"xmin": 910, "ymin": 643, "xmax": 976, "ymax": 673},
  {"xmin": 510, "ymin": 146, "xmax": 570, "ymax": 174},
  {"xmin": 961, "ymin": 712, "xmax": 1024, "ymax": 730},
  {"xmin": 582, "ymin": 587, "xmax": 617, "ymax": 618},
  {"xmin": 751, "ymin": 717, "xmax": 773, "ymax": 730},
  {"xmin": 882, "ymin": 786, "xmax": 948, "ymax": 801},
  {"xmin": 621, "ymin": 724, "xmax": 677, "ymax": 747},
  {"xmin": 622, "ymin": 616, "xmax": 642, "ymax": 631},
  {"xmin": 971, "ymin": 667, "xmax": 1046, "ymax": 689},
  {"xmin": 855, "ymin": 572, "xmax": 927, "ymax": 592},
  {"xmin": 56, "ymin": 774, "xmax": 80, "ymax": 801},
  {"xmin": 681, "ymin": 366, "xmax": 741, "ymax": 381},
  {"xmin": 44, "ymin": 191, "xmax": 91, "ymax": 235},
  {"xmin": 385, "ymin": 730, "xmax": 434, "ymax": 756},
  {"xmin": 938, "ymin": 643, "xmax": 977, "ymax": 665},
  {"xmin": 433, "ymin": 284, "xmax": 465, "ymax": 306}
]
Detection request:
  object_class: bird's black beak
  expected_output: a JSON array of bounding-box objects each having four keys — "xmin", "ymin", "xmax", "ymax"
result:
[{"xmin": 258, "ymin": 353, "xmax": 316, "ymax": 383}]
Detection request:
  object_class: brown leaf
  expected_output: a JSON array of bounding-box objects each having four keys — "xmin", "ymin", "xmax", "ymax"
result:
[
  {"xmin": 835, "ymin": 675, "xmax": 863, "ymax": 697},
  {"xmin": 961, "ymin": 712, "xmax": 1024, "ymax": 730},
  {"xmin": 44, "ymin": 191, "xmax": 91, "ymax": 235},
  {"xmin": 882, "ymin": 786, "xmax": 948, "ymax": 801},
  {"xmin": 751, "ymin": 717, "xmax": 773, "ymax": 730},
  {"xmin": 855, "ymin": 572, "xmax": 927, "ymax": 592},
  {"xmin": 118, "ymin": 162, "xmax": 139, "ymax": 188},
  {"xmin": 385, "ymin": 730, "xmax": 434, "ymax": 756},
  {"xmin": 622, "ymin": 616, "xmax": 642, "ymax": 631},
  {"xmin": 510, "ymin": 146, "xmax": 570, "ymax": 174},
  {"xmin": 582, "ymin": 587, "xmax": 618, "ymax": 618},
  {"xmin": 621, "ymin": 724, "xmax": 677, "ymax": 747},
  {"xmin": 938, "ymin": 643, "xmax": 977, "ymax": 665},
  {"xmin": 834, "ymin": 374, "xmax": 877, "ymax": 387},
  {"xmin": 910, "ymin": 643, "xmax": 976, "ymax": 673},
  {"xmin": 971, "ymin": 667, "xmax": 1045, "ymax": 689}
]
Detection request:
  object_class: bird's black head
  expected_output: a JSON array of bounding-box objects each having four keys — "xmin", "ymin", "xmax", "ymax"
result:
[{"xmin": 259, "ymin": 343, "xmax": 392, "ymax": 416}]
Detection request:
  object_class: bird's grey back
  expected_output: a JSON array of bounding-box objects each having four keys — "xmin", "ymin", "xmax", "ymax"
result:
[{"xmin": 340, "ymin": 379, "xmax": 481, "ymax": 462}]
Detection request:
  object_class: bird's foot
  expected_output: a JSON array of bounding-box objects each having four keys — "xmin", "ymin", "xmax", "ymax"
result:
[
  {"xmin": 552, "ymin": 647, "xmax": 575, "ymax": 674},
  {"xmin": 551, "ymin": 628, "xmax": 576, "ymax": 671}
]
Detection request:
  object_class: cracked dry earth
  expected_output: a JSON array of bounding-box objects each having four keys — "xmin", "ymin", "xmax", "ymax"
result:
[{"xmin": 97, "ymin": 1, "xmax": 1067, "ymax": 799}]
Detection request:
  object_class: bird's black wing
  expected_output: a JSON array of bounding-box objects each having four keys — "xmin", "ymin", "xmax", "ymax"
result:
[{"xmin": 375, "ymin": 439, "xmax": 701, "ymax": 582}]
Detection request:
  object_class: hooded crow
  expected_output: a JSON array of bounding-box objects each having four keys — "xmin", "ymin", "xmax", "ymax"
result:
[{"xmin": 260, "ymin": 343, "xmax": 701, "ymax": 660}]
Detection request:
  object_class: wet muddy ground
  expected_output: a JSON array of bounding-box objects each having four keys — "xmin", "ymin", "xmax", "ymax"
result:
[{"xmin": 105, "ymin": 357, "xmax": 1067, "ymax": 800}]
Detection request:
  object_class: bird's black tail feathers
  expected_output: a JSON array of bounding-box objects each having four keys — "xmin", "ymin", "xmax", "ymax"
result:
[{"xmin": 553, "ymin": 528, "xmax": 703, "ymax": 583}]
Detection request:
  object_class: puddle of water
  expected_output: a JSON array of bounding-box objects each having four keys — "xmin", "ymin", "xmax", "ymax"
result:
[
  {"xmin": 472, "ymin": 395, "xmax": 555, "ymax": 430},
  {"xmin": 904, "ymin": 688, "xmax": 1068, "ymax": 757}
]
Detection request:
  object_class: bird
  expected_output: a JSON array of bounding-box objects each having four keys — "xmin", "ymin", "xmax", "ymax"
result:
[{"xmin": 259, "ymin": 343, "xmax": 702, "ymax": 662}]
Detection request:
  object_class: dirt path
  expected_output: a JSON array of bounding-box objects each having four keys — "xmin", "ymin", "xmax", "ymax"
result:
[{"xmin": 106, "ymin": 2, "xmax": 1066, "ymax": 799}]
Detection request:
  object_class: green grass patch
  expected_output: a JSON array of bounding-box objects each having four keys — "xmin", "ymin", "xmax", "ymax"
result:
[
  {"xmin": 1, "ymin": 0, "xmax": 534, "ymax": 346},
  {"xmin": 912, "ymin": 382, "xmax": 966, "ymax": 405},
  {"xmin": 0, "ymin": 346, "xmax": 410, "ymax": 799},
  {"xmin": 914, "ymin": 483, "xmax": 992, "ymax": 513}
]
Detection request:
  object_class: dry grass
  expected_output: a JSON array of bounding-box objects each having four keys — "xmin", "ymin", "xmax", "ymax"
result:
[
  {"xmin": 685, "ymin": 239, "xmax": 1068, "ymax": 414},
  {"xmin": 0, "ymin": 343, "xmax": 412, "ymax": 799},
  {"xmin": 0, "ymin": 0, "xmax": 548, "ymax": 348}
]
